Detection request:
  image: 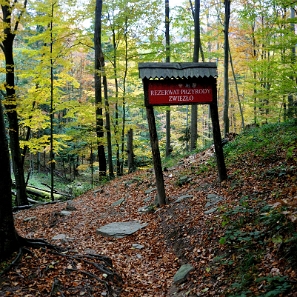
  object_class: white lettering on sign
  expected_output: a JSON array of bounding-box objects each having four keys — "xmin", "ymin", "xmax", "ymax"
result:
[
  {"xmin": 169, "ymin": 95, "xmax": 195, "ymax": 102},
  {"xmin": 150, "ymin": 89, "xmax": 180, "ymax": 96},
  {"xmin": 150, "ymin": 88, "xmax": 210, "ymax": 97}
]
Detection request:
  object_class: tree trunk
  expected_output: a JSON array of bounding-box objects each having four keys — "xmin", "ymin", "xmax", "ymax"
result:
[
  {"xmin": 94, "ymin": 0, "xmax": 106, "ymax": 177},
  {"xmin": 50, "ymin": 4, "xmax": 55, "ymax": 201},
  {"xmin": 223, "ymin": 0, "xmax": 231, "ymax": 136},
  {"xmin": 288, "ymin": 7, "xmax": 295, "ymax": 119},
  {"xmin": 165, "ymin": 0, "xmax": 171, "ymax": 157},
  {"xmin": 190, "ymin": 0, "xmax": 201, "ymax": 151},
  {"xmin": 229, "ymin": 47, "xmax": 245, "ymax": 130},
  {"xmin": 103, "ymin": 74, "xmax": 114, "ymax": 179},
  {"xmin": 127, "ymin": 129, "xmax": 136, "ymax": 173},
  {"xmin": 0, "ymin": 97, "xmax": 19, "ymax": 261},
  {"xmin": 1, "ymin": 2, "xmax": 28, "ymax": 206}
]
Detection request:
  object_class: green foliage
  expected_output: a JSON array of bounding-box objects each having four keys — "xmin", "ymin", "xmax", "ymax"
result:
[
  {"xmin": 224, "ymin": 120, "xmax": 297, "ymax": 164},
  {"xmin": 218, "ymin": 197, "xmax": 297, "ymax": 296}
]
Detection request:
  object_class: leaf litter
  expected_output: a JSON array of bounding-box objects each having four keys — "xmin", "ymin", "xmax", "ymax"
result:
[{"xmin": 1, "ymin": 127, "xmax": 297, "ymax": 296}]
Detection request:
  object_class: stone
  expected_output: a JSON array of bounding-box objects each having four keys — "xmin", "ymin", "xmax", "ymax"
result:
[
  {"xmin": 145, "ymin": 187, "xmax": 157, "ymax": 194},
  {"xmin": 177, "ymin": 176, "xmax": 191, "ymax": 186},
  {"xmin": 173, "ymin": 264, "xmax": 194, "ymax": 284},
  {"xmin": 205, "ymin": 194, "xmax": 224, "ymax": 208},
  {"xmin": 60, "ymin": 210, "xmax": 72, "ymax": 216},
  {"xmin": 111, "ymin": 198, "xmax": 125, "ymax": 207},
  {"xmin": 204, "ymin": 207, "xmax": 218, "ymax": 214},
  {"xmin": 97, "ymin": 221, "xmax": 148, "ymax": 238},
  {"xmin": 52, "ymin": 234, "xmax": 67, "ymax": 240},
  {"xmin": 175, "ymin": 195, "xmax": 193, "ymax": 203},
  {"xmin": 65, "ymin": 201, "xmax": 77, "ymax": 211},
  {"xmin": 144, "ymin": 196, "xmax": 153, "ymax": 203},
  {"xmin": 132, "ymin": 244, "xmax": 144, "ymax": 249},
  {"xmin": 138, "ymin": 205, "xmax": 155, "ymax": 213},
  {"xmin": 84, "ymin": 248, "xmax": 97, "ymax": 255},
  {"xmin": 23, "ymin": 216, "xmax": 36, "ymax": 222}
]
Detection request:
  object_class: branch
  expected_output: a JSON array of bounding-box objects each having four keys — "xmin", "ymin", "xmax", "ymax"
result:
[{"xmin": 14, "ymin": 0, "xmax": 28, "ymax": 32}]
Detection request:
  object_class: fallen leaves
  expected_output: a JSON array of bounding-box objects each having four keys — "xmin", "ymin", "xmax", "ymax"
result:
[{"xmin": 1, "ymin": 131, "xmax": 297, "ymax": 296}]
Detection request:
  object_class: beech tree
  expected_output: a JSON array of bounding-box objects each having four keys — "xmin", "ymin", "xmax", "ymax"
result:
[
  {"xmin": 0, "ymin": 99, "xmax": 19, "ymax": 260},
  {"xmin": 1, "ymin": 1, "xmax": 28, "ymax": 206},
  {"xmin": 94, "ymin": 0, "xmax": 107, "ymax": 177}
]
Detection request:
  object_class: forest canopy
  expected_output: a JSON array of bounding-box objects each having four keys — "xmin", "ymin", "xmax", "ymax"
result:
[{"xmin": 1, "ymin": 0, "xmax": 297, "ymax": 186}]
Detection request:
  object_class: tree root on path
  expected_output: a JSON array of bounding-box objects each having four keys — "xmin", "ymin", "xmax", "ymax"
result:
[
  {"xmin": 51, "ymin": 250, "xmax": 123, "ymax": 296},
  {"xmin": 0, "ymin": 235, "xmax": 62, "ymax": 277},
  {"xmin": 1, "ymin": 235, "xmax": 122, "ymax": 296}
]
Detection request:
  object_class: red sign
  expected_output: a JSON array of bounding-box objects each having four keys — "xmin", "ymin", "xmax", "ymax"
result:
[{"xmin": 148, "ymin": 80, "xmax": 213, "ymax": 105}]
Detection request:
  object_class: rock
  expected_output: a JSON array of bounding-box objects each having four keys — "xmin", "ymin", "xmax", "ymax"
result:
[
  {"xmin": 52, "ymin": 234, "xmax": 67, "ymax": 240},
  {"xmin": 145, "ymin": 187, "xmax": 157, "ymax": 194},
  {"xmin": 144, "ymin": 196, "xmax": 153, "ymax": 203},
  {"xmin": 97, "ymin": 221, "xmax": 148, "ymax": 238},
  {"xmin": 205, "ymin": 194, "xmax": 224, "ymax": 208},
  {"xmin": 111, "ymin": 198, "xmax": 125, "ymax": 207},
  {"xmin": 176, "ymin": 176, "xmax": 192, "ymax": 186},
  {"xmin": 65, "ymin": 201, "xmax": 77, "ymax": 211},
  {"xmin": 173, "ymin": 264, "xmax": 194, "ymax": 284},
  {"xmin": 84, "ymin": 248, "xmax": 97, "ymax": 254},
  {"xmin": 23, "ymin": 216, "xmax": 36, "ymax": 222},
  {"xmin": 204, "ymin": 207, "xmax": 218, "ymax": 214},
  {"xmin": 175, "ymin": 195, "xmax": 193, "ymax": 203},
  {"xmin": 60, "ymin": 210, "xmax": 72, "ymax": 216},
  {"xmin": 132, "ymin": 244, "xmax": 144, "ymax": 249},
  {"xmin": 138, "ymin": 205, "xmax": 155, "ymax": 213}
]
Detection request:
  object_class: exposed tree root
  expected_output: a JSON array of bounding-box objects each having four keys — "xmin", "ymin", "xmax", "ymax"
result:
[
  {"xmin": 1, "ymin": 235, "xmax": 122, "ymax": 296},
  {"xmin": 50, "ymin": 250, "xmax": 123, "ymax": 296}
]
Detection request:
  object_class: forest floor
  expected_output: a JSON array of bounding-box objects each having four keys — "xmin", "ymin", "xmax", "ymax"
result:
[{"xmin": 1, "ymin": 121, "xmax": 297, "ymax": 296}]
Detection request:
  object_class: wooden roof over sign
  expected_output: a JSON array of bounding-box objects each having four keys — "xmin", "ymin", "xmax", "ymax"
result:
[{"xmin": 139, "ymin": 62, "xmax": 217, "ymax": 79}]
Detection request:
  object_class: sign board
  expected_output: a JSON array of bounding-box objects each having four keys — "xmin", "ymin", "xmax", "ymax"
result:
[{"xmin": 148, "ymin": 79, "xmax": 213, "ymax": 105}]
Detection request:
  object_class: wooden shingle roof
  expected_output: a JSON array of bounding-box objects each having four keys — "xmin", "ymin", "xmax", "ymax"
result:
[{"xmin": 139, "ymin": 62, "xmax": 217, "ymax": 79}]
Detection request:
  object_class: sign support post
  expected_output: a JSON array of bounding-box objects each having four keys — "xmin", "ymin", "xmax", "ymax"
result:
[
  {"xmin": 143, "ymin": 79, "xmax": 167, "ymax": 206},
  {"xmin": 139, "ymin": 62, "xmax": 227, "ymax": 206}
]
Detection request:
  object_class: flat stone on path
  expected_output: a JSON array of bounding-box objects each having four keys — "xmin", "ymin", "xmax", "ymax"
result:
[
  {"xmin": 111, "ymin": 198, "xmax": 125, "ymax": 207},
  {"xmin": 52, "ymin": 234, "xmax": 67, "ymax": 240},
  {"xmin": 60, "ymin": 210, "xmax": 72, "ymax": 216},
  {"xmin": 175, "ymin": 194, "xmax": 193, "ymax": 203},
  {"xmin": 205, "ymin": 194, "xmax": 224, "ymax": 208},
  {"xmin": 173, "ymin": 264, "xmax": 194, "ymax": 284},
  {"xmin": 97, "ymin": 221, "xmax": 147, "ymax": 238}
]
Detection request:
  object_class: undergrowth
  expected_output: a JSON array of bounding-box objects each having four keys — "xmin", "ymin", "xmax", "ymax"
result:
[{"xmin": 212, "ymin": 120, "xmax": 297, "ymax": 296}]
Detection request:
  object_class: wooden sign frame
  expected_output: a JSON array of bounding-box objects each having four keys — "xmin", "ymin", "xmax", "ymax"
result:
[{"xmin": 139, "ymin": 63, "xmax": 227, "ymax": 206}]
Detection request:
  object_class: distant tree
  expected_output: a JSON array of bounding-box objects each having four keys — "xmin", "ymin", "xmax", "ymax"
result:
[
  {"xmin": 165, "ymin": 0, "xmax": 171, "ymax": 157},
  {"xmin": 190, "ymin": 0, "xmax": 201, "ymax": 150},
  {"xmin": 223, "ymin": 0, "xmax": 231, "ymax": 136},
  {"xmin": 94, "ymin": 0, "xmax": 107, "ymax": 177}
]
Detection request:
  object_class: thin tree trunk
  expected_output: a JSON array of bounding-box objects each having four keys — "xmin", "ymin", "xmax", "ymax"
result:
[
  {"xmin": 120, "ymin": 16, "xmax": 129, "ymax": 176},
  {"xmin": 223, "ymin": 0, "xmax": 231, "ymax": 136},
  {"xmin": 190, "ymin": 0, "xmax": 201, "ymax": 151},
  {"xmin": 229, "ymin": 48, "xmax": 245, "ymax": 130},
  {"xmin": 127, "ymin": 129, "xmax": 136, "ymax": 173},
  {"xmin": 288, "ymin": 7, "xmax": 295, "ymax": 119},
  {"xmin": 50, "ymin": 3, "xmax": 55, "ymax": 201},
  {"xmin": 165, "ymin": 0, "xmax": 171, "ymax": 157},
  {"xmin": 94, "ymin": 0, "xmax": 107, "ymax": 177},
  {"xmin": 103, "ymin": 74, "xmax": 114, "ymax": 179}
]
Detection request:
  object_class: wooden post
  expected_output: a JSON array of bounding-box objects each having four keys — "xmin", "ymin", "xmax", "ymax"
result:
[
  {"xmin": 143, "ymin": 79, "xmax": 166, "ymax": 206},
  {"xmin": 127, "ymin": 128, "xmax": 136, "ymax": 173},
  {"xmin": 209, "ymin": 78, "xmax": 227, "ymax": 182}
]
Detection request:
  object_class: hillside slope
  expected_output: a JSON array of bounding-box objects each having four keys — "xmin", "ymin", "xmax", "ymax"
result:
[{"xmin": 1, "ymin": 121, "xmax": 297, "ymax": 296}]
